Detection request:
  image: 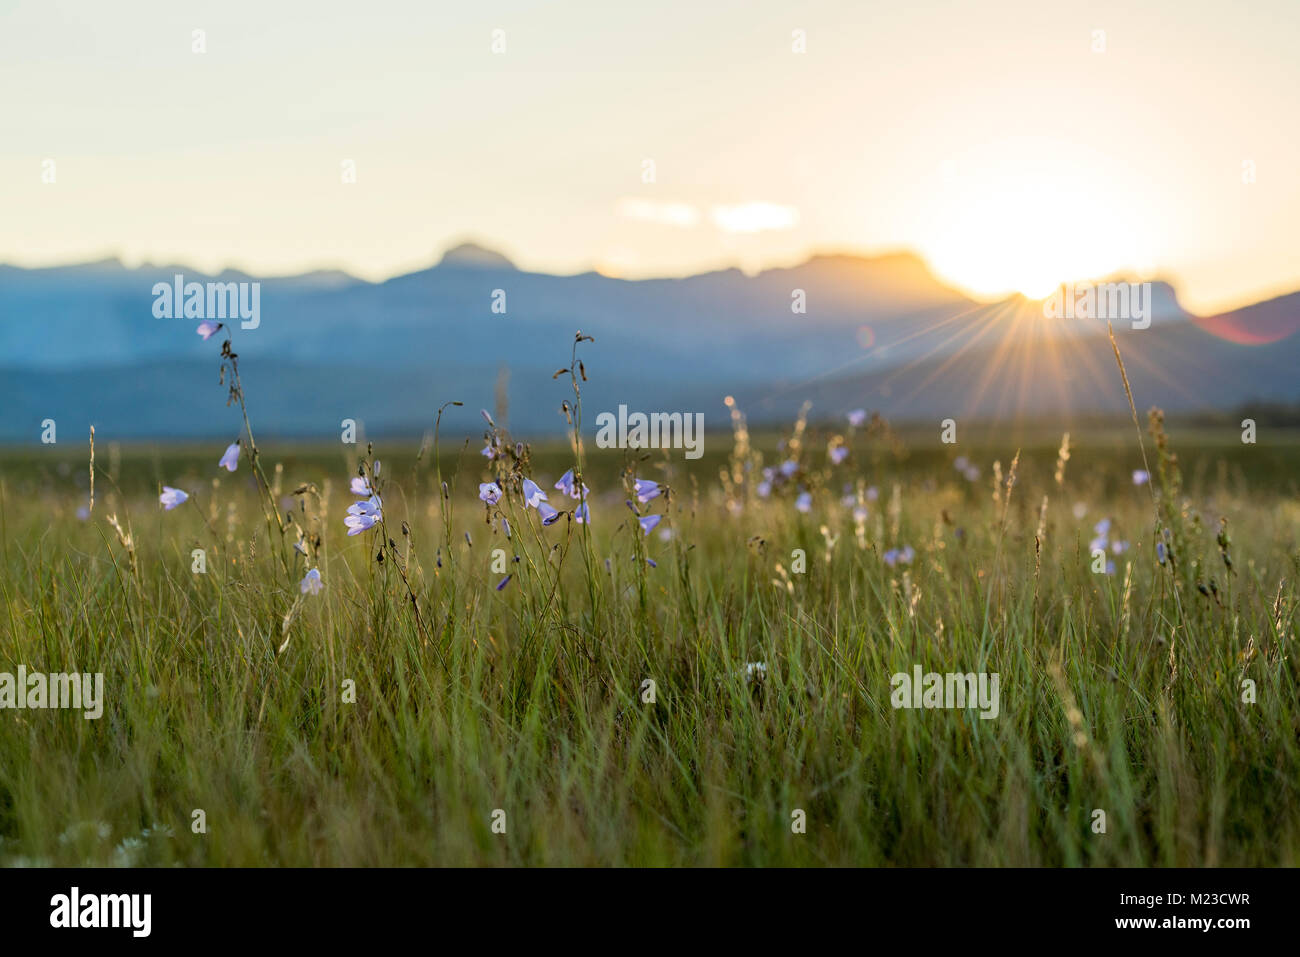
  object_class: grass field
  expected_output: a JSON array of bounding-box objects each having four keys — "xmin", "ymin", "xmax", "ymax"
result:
[{"xmin": 2, "ymin": 340, "xmax": 1298, "ymax": 866}]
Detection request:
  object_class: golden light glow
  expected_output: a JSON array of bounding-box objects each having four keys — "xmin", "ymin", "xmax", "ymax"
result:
[{"xmin": 916, "ymin": 138, "xmax": 1148, "ymax": 301}]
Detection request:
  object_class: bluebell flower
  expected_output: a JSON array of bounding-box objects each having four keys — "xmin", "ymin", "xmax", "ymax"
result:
[
  {"xmin": 847, "ymin": 409, "xmax": 866, "ymax": 427},
  {"xmin": 344, "ymin": 496, "xmax": 382, "ymax": 536},
  {"xmin": 538, "ymin": 502, "xmax": 561, "ymax": 525},
  {"xmin": 634, "ymin": 479, "xmax": 661, "ymax": 503},
  {"xmin": 300, "ymin": 568, "xmax": 323, "ymax": 595},
  {"xmin": 574, "ymin": 502, "xmax": 590, "ymax": 524},
  {"xmin": 522, "ymin": 478, "xmax": 548, "ymax": 509},
  {"xmin": 479, "ymin": 482, "xmax": 502, "ymax": 505},
  {"xmin": 496, "ymin": 575, "xmax": 512, "ymax": 591},
  {"xmin": 555, "ymin": 469, "xmax": 588, "ymax": 500},
  {"xmin": 159, "ymin": 486, "xmax": 188, "ymax": 510},
  {"xmin": 349, "ymin": 476, "xmax": 372, "ymax": 496},
  {"xmin": 638, "ymin": 514, "xmax": 662, "ymax": 535},
  {"xmin": 795, "ymin": 491, "xmax": 812, "ymax": 513},
  {"xmin": 196, "ymin": 320, "xmax": 222, "ymax": 340},
  {"xmin": 218, "ymin": 441, "xmax": 240, "ymax": 472},
  {"xmin": 830, "ymin": 446, "xmax": 848, "ymax": 465}
]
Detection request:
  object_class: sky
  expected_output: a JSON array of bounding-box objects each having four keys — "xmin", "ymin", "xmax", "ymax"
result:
[{"xmin": 1, "ymin": 0, "xmax": 1297, "ymax": 314}]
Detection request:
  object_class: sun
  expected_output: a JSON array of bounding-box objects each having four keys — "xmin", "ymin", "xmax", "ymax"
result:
[{"xmin": 916, "ymin": 138, "xmax": 1146, "ymax": 301}]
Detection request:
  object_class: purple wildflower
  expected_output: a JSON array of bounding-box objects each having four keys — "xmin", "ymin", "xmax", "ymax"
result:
[
  {"xmin": 300, "ymin": 568, "xmax": 323, "ymax": 595},
  {"xmin": 555, "ymin": 469, "xmax": 588, "ymax": 500},
  {"xmin": 159, "ymin": 486, "xmax": 188, "ymax": 510},
  {"xmin": 218, "ymin": 441, "xmax": 240, "ymax": 472},
  {"xmin": 496, "ymin": 575, "xmax": 512, "ymax": 591},
  {"xmin": 883, "ymin": 545, "xmax": 914, "ymax": 567},
  {"xmin": 795, "ymin": 491, "xmax": 812, "ymax": 513},
  {"xmin": 829, "ymin": 446, "xmax": 848, "ymax": 465},
  {"xmin": 634, "ymin": 479, "xmax": 661, "ymax": 503},
  {"xmin": 638, "ymin": 514, "xmax": 662, "ymax": 535},
  {"xmin": 349, "ymin": 476, "xmax": 372, "ymax": 496},
  {"xmin": 1132, "ymin": 469, "xmax": 1150, "ymax": 485},
  {"xmin": 344, "ymin": 496, "xmax": 382, "ymax": 536},
  {"xmin": 197, "ymin": 320, "xmax": 222, "ymax": 340},
  {"xmin": 522, "ymin": 478, "xmax": 547, "ymax": 509},
  {"xmin": 538, "ymin": 502, "xmax": 561, "ymax": 526},
  {"xmin": 847, "ymin": 409, "xmax": 866, "ymax": 427},
  {"xmin": 479, "ymin": 482, "xmax": 502, "ymax": 505},
  {"xmin": 345, "ymin": 514, "xmax": 379, "ymax": 536}
]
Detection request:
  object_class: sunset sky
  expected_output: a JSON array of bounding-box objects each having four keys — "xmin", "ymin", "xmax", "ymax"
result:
[{"xmin": 1, "ymin": 0, "xmax": 1296, "ymax": 314}]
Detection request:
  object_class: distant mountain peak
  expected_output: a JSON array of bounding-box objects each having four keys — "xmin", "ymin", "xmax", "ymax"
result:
[{"xmin": 436, "ymin": 242, "xmax": 516, "ymax": 270}]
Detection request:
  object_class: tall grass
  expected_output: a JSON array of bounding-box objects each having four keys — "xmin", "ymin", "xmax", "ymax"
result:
[{"xmin": 0, "ymin": 336, "xmax": 1297, "ymax": 866}]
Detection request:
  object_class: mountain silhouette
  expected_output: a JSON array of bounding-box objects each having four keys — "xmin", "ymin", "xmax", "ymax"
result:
[{"xmin": 0, "ymin": 250, "xmax": 1296, "ymax": 441}]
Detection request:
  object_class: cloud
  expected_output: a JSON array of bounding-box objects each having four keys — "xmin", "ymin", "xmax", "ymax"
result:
[
  {"xmin": 615, "ymin": 197, "xmax": 702, "ymax": 228},
  {"xmin": 710, "ymin": 202, "xmax": 799, "ymax": 234}
]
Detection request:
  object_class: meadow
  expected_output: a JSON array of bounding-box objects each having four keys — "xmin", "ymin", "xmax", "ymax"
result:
[{"xmin": 1, "ymin": 335, "xmax": 1298, "ymax": 866}]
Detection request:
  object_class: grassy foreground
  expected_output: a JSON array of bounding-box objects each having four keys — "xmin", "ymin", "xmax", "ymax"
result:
[{"xmin": 1, "ymin": 365, "xmax": 1298, "ymax": 866}]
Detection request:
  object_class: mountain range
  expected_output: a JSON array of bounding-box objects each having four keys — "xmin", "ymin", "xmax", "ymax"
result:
[{"xmin": 1, "ymin": 243, "xmax": 1297, "ymax": 442}]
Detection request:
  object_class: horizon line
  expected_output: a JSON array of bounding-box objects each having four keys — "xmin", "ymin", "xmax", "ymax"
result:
[{"xmin": 3, "ymin": 243, "xmax": 1297, "ymax": 318}]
